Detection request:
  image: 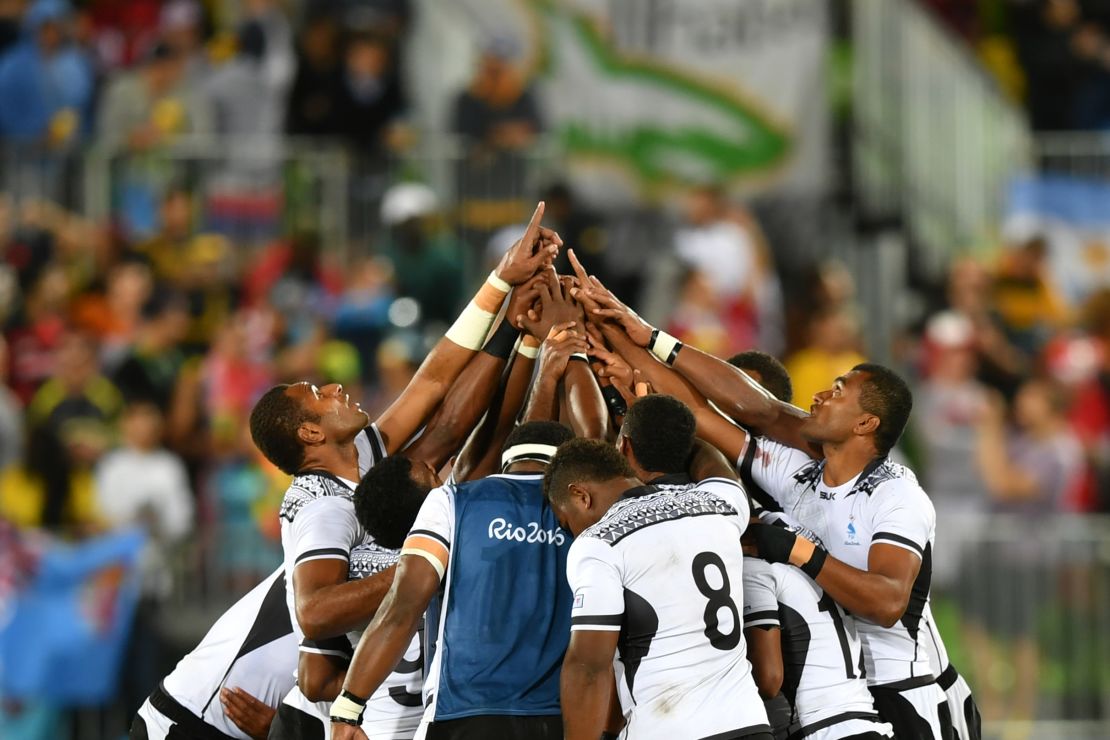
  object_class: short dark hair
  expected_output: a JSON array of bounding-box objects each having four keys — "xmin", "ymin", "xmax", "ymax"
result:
[
  {"xmin": 852, "ymin": 363, "xmax": 913, "ymax": 456},
  {"xmin": 502, "ymin": 420, "xmax": 575, "ymax": 457},
  {"xmin": 355, "ymin": 457, "xmax": 427, "ymax": 549},
  {"xmin": 621, "ymin": 395, "xmax": 695, "ymax": 474},
  {"xmin": 249, "ymin": 385, "xmax": 318, "ymax": 475},
  {"xmin": 728, "ymin": 350, "xmax": 793, "ymax": 404},
  {"xmin": 544, "ymin": 438, "xmax": 635, "ymax": 506}
]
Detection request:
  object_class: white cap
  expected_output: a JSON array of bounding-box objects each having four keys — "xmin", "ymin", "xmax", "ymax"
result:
[
  {"xmin": 925, "ymin": 310, "xmax": 975, "ymax": 349},
  {"xmin": 381, "ymin": 183, "xmax": 438, "ymax": 226}
]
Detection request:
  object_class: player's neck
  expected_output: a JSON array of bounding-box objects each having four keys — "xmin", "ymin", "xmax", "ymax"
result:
[
  {"xmin": 819, "ymin": 442, "xmax": 880, "ymax": 488},
  {"xmin": 300, "ymin": 439, "xmax": 361, "ymax": 482}
]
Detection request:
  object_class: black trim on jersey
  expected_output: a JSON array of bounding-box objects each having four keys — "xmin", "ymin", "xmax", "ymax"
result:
[
  {"xmin": 898, "ymin": 543, "xmax": 931, "ymax": 646},
  {"xmin": 790, "ymin": 711, "xmax": 883, "ymax": 739},
  {"xmin": 739, "ymin": 437, "xmax": 783, "ymax": 513},
  {"xmin": 620, "ymin": 483, "xmax": 661, "ymax": 500},
  {"xmin": 295, "ymin": 547, "xmax": 350, "ymax": 564},
  {"xmin": 201, "ymin": 573, "xmax": 293, "ymax": 717},
  {"xmin": 271, "ymin": 701, "xmax": 326, "ymax": 740},
  {"xmin": 150, "ymin": 682, "xmax": 239, "ymax": 740},
  {"xmin": 872, "ymin": 531, "xmax": 924, "ymax": 557},
  {"xmin": 360, "ymin": 425, "xmax": 386, "ymax": 463},
  {"xmin": 937, "ymin": 663, "xmax": 959, "ymax": 691},
  {"xmin": 618, "ymin": 589, "xmax": 657, "ymax": 698},
  {"xmin": 743, "ymin": 610, "xmax": 780, "ymax": 627},
  {"xmin": 847, "ymin": 458, "xmax": 888, "ymax": 497},
  {"xmin": 408, "ymin": 529, "xmax": 451, "ymax": 550},
  {"xmin": 778, "ymin": 604, "xmax": 812, "ymax": 712},
  {"xmin": 699, "ymin": 723, "xmax": 774, "ymax": 739},
  {"xmin": 572, "ymin": 614, "xmax": 623, "ymax": 627},
  {"xmin": 872, "ymin": 674, "xmax": 937, "ymax": 691},
  {"xmin": 302, "ymin": 634, "xmax": 354, "ymax": 659}
]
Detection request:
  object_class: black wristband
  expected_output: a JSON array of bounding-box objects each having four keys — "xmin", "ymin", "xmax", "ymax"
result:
[
  {"xmin": 482, "ymin": 319, "xmax": 519, "ymax": 360},
  {"xmin": 649, "ymin": 327, "xmax": 660, "ymax": 350},
  {"xmin": 601, "ymin": 384, "xmax": 628, "ymax": 418},
  {"xmin": 568, "ymin": 354, "xmax": 589, "ymax": 363},
  {"xmin": 601, "ymin": 733, "xmax": 620, "ymax": 740},
  {"xmin": 800, "ymin": 546, "xmax": 828, "ymax": 580},
  {"xmin": 666, "ymin": 341, "xmax": 684, "ymax": 366}
]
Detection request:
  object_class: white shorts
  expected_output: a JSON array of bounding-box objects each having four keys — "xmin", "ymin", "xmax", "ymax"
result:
[
  {"xmin": 134, "ymin": 699, "xmax": 173, "ymax": 740},
  {"xmin": 869, "ymin": 681, "xmax": 953, "ymax": 740},
  {"xmin": 938, "ymin": 666, "xmax": 981, "ymax": 740},
  {"xmin": 802, "ymin": 717, "xmax": 894, "ymax": 740}
]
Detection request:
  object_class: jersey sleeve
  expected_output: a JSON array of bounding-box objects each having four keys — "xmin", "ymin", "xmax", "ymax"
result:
[
  {"xmin": 567, "ymin": 538, "xmax": 625, "ymax": 632},
  {"xmin": 742, "ymin": 557, "xmax": 781, "ymax": 630},
  {"xmin": 868, "ymin": 478, "xmax": 935, "ymax": 560},
  {"xmin": 356, "ymin": 423, "xmax": 388, "ymax": 476},
  {"xmin": 736, "ymin": 436, "xmax": 815, "ymax": 513},
  {"xmin": 289, "ymin": 496, "xmax": 361, "ymax": 566},
  {"xmin": 400, "ymin": 484, "xmax": 454, "ymax": 580}
]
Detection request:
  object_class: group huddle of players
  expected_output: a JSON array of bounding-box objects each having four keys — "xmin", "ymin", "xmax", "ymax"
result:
[{"xmin": 128, "ymin": 203, "xmax": 982, "ymax": 740}]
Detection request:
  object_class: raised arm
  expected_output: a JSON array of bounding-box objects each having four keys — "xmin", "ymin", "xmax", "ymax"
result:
[
  {"xmin": 521, "ymin": 324, "xmax": 588, "ymax": 423},
  {"xmin": 374, "ymin": 202, "xmax": 560, "ymax": 453}
]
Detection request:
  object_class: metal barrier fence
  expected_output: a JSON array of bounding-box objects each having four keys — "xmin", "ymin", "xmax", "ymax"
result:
[{"xmin": 850, "ymin": 0, "xmax": 1032, "ymax": 276}]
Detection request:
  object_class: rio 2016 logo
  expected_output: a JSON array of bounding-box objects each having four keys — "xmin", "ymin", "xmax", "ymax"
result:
[{"xmin": 488, "ymin": 518, "xmax": 566, "ymax": 546}]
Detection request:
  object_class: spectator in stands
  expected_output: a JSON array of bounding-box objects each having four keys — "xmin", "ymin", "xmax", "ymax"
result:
[
  {"xmin": 0, "ymin": 0, "xmax": 93, "ymax": 144},
  {"xmin": 335, "ymin": 29, "xmax": 407, "ymax": 161},
  {"xmin": 71, "ymin": 258, "xmax": 153, "ymax": 366},
  {"xmin": 159, "ymin": 0, "xmax": 207, "ymax": 83},
  {"xmin": 784, "ymin": 306, "xmax": 867, "ymax": 408},
  {"xmin": 913, "ymin": 310, "xmax": 992, "ymax": 592},
  {"xmin": 665, "ymin": 267, "xmax": 733, "ymax": 358},
  {"xmin": 96, "ymin": 39, "xmax": 211, "ymax": 153},
  {"xmin": 992, "ymin": 235, "xmax": 1069, "ymax": 356},
  {"xmin": 332, "ymin": 256, "xmax": 395, "ymax": 385},
  {"xmin": 0, "ymin": 0, "xmax": 24, "ymax": 58},
  {"xmin": 285, "ymin": 12, "xmax": 343, "ymax": 136},
  {"xmin": 110, "ymin": 291, "xmax": 190, "ymax": 411},
  {"xmin": 206, "ymin": 21, "xmax": 283, "ymax": 142},
  {"xmin": 0, "ymin": 335, "xmax": 23, "ymax": 471},
  {"xmin": 1069, "ymin": 289, "xmax": 1110, "ymax": 512},
  {"xmin": 453, "ymin": 35, "xmax": 542, "ymax": 154},
  {"xmin": 5, "ymin": 262, "xmax": 69, "ymax": 403},
  {"xmin": 1012, "ymin": 0, "xmax": 1085, "ymax": 130},
  {"xmin": 378, "ymin": 182, "xmax": 463, "ymax": 326},
  {"xmin": 82, "ymin": 0, "xmax": 161, "ymax": 72}
]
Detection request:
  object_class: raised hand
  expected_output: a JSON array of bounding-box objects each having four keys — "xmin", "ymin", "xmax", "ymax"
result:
[
  {"xmin": 495, "ymin": 202, "xmax": 564, "ymax": 285},
  {"xmin": 506, "ymin": 272, "xmax": 546, "ymax": 329},
  {"xmin": 518, "ymin": 269, "xmax": 583, "ymax": 340},
  {"xmin": 567, "ymin": 249, "xmax": 654, "ymax": 346},
  {"xmin": 535, "ymin": 322, "xmax": 589, "ymax": 380},
  {"xmin": 220, "ymin": 687, "xmax": 277, "ymax": 740},
  {"xmin": 330, "ymin": 723, "xmax": 369, "ymax": 740}
]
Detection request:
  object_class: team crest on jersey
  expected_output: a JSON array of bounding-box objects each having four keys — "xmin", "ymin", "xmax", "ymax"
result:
[{"xmin": 574, "ymin": 592, "xmax": 584, "ymax": 609}]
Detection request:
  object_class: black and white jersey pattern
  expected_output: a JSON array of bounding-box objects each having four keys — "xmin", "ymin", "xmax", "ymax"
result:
[
  {"xmin": 738, "ymin": 438, "xmax": 938, "ymax": 688},
  {"xmin": 567, "ymin": 477, "xmax": 769, "ymax": 740},
  {"xmin": 743, "ymin": 557, "xmax": 892, "ymax": 739},
  {"xmin": 135, "ymin": 568, "xmax": 297, "ymax": 740}
]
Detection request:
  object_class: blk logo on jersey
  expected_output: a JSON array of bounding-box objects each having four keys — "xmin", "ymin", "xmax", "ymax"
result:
[
  {"xmin": 844, "ymin": 521, "xmax": 860, "ymax": 546},
  {"xmin": 819, "ymin": 490, "xmax": 837, "ymax": 500}
]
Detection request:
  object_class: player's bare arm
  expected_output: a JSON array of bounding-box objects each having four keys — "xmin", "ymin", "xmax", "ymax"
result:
[
  {"xmin": 748, "ymin": 525, "xmax": 921, "ymax": 628},
  {"xmin": 292, "ymin": 558, "xmax": 395, "ymax": 640},
  {"xmin": 296, "ymin": 650, "xmax": 348, "ymax": 702},
  {"xmin": 561, "ymin": 630, "xmax": 621, "ymax": 740},
  {"xmin": 521, "ymin": 322, "xmax": 588, "ymax": 423},
  {"xmin": 330, "ymin": 555, "xmax": 442, "ymax": 738},
  {"xmin": 744, "ymin": 626, "xmax": 784, "ymax": 700},
  {"xmin": 374, "ymin": 201, "xmax": 560, "ymax": 453},
  {"xmin": 687, "ymin": 438, "xmax": 740, "ymax": 482}
]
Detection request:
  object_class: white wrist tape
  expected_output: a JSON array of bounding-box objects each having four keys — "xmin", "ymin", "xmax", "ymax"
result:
[
  {"xmin": 650, "ymin": 330, "xmax": 682, "ymax": 365},
  {"xmin": 487, "ymin": 270, "xmax": 511, "ymax": 292},
  {"xmin": 330, "ymin": 693, "xmax": 365, "ymax": 723},
  {"xmin": 518, "ymin": 340, "xmax": 540, "ymax": 359},
  {"xmin": 445, "ymin": 301, "xmax": 496, "ymax": 350}
]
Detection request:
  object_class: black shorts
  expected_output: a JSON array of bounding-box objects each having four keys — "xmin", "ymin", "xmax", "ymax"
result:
[
  {"xmin": 424, "ymin": 715, "xmax": 562, "ymax": 740},
  {"xmin": 870, "ymin": 685, "xmax": 953, "ymax": 740},
  {"xmin": 267, "ymin": 702, "xmax": 325, "ymax": 740}
]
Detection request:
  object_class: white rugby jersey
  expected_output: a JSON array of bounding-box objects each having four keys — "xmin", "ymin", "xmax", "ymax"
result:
[
  {"xmin": 293, "ymin": 542, "xmax": 423, "ymax": 740},
  {"xmin": 279, "ymin": 423, "xmax": 387, "ymax": 639},
  {"xmin": 151, "ymin": 568, "xmax": 296, "ymax": 739},
  {"xmin": 738, "ymin": 438, "xmax": 937, "ymax": 688},
  {"xmin": 567, "ymin": 477, "xmax": 770, "ymax": 739},
  {"xmin": 743, "ymin": 557, "xmax": 889, "ymax": 736}
]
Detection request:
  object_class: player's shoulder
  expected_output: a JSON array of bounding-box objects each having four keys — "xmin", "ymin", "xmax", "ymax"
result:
[
  {"xmin": 860, "ymin": 461, "xmax": 932, "ymax": 507},
  {"xmin": 349, "ymin": 540, "xmax": 400, "ymax": 580},
  {"xmin": 279, "ymin": 471, "xmax": 355, "ymax": 523}
]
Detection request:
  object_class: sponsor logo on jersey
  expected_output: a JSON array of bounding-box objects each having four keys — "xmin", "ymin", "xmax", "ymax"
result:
[
  {"xmin": 844, "ymin": 520, "xmax": 860, "ymax": 546},
  {"xmin": 819, "ymin": 490, "xmax": 837, "ymax": 500},
  {"xmin": 487, "ymin": 517, "xmax": 567, "ymax": 545}
]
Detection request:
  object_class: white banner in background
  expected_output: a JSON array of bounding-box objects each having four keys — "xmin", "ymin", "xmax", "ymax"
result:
[{"xmin": 414, "ymin": 0, "xmax": 829, "ymax": 203}]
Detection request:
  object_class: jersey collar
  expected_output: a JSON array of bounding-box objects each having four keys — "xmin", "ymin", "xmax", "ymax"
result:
[{"xmin": 646, "ymin": 472, "xmax": 692, "ymax": 486}]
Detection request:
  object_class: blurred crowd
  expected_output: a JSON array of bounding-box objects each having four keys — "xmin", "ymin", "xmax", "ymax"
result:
[{"xmin": 923, "ymin": 0, "xmax": 1110, "ymax": 130}]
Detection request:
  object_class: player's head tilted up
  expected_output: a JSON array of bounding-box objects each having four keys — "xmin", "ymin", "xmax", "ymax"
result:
[
  {"xmin": 543, "ymin": 437, "xmax": 639, "ymax": 536},
  {"xmin": 801, "ymin": 362, "xmax": 913, "ymax": 458},
  {"xmin": 617, "ymin": 393, "xmax": 695, "ymax": 480},
  {"xmin": 727, "ymin": 350, "xmax": 793, "ymax": 404},
  {"xmin": 249, "ymin": 382, "xmax": 369, "ymax": 475}
]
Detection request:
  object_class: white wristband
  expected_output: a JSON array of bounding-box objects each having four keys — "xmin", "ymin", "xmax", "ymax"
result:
[
  {"xmin": 487, "ymin": 270, "xmax": 511, "ymax": 292},
  {"xmin": 650, "ymin": 330, "xmax": 681, "ymax": 365},
  {"xmin": 518, "ymin": 339, "xmax": 540, "ymax": 359},
  {"xmin": 445, "ymin": 301, "xmax": 497, "ymax": 350},
  {"xmin": 330, "ymin": 693, "xmax": 365, "ymax": 723}
]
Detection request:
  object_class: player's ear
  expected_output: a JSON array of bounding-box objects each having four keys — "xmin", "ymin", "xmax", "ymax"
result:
[
  {"xmin": 855, "ymin": 413, "xmax": 880, "ymax": 438},
  {"xmin": 298, "ymin": 421, "xmax": 325, "ymax": 446},
  {"xmin": 567, "ymin": 482, "xmax": 591, "ymax": 508}
]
